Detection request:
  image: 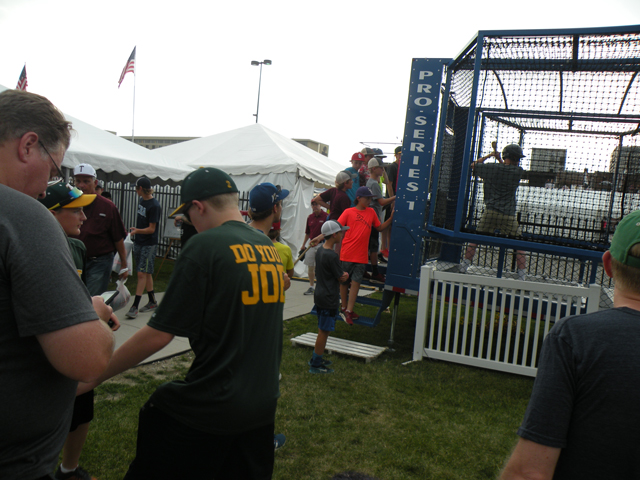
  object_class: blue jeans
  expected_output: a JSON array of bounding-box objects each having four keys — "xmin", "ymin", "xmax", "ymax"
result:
[{"xmin": 85, "ymin": 252, "xmax": 115, "ymax": 296}]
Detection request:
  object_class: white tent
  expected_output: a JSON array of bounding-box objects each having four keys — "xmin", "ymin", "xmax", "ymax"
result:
[
  {"xmin": 154, "ymin": 123, "xmax": 346, "ymax": 276},
  {"xmin": 0, "ymin": 84, "xmax": 191, "ymax": 185},
  {"xmin": 62, "ymin": 114, "xmax": 191, "ymax": 184}
]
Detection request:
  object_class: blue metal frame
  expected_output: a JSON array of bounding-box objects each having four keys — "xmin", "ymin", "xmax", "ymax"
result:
[{"xmin": 385, "ymin": 25, "xmax": 640, "ymax": 295}]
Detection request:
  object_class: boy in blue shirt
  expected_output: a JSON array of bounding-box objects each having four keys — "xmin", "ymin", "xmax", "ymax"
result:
[{"xmin": 309, "ymin": 220, "xmax": 349, "ymax": 374}]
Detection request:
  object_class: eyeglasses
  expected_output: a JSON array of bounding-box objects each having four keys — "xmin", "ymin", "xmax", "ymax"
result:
[
  {"xmin": 40, "ymin": 141, "xmax": 65, "ymax": 186},
  {"xmin": 183, "ymin": 202, "xmax": 195, "ymax": 223}
]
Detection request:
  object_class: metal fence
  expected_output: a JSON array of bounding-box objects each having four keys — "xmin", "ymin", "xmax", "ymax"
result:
[{"xmin": 104, "ymin": 181, "xmax": 250, "ymax": 260}]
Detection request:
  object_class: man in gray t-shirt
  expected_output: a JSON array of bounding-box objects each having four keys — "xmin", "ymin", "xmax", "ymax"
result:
[
  {"xmin": 500, "ymin": 209, "xmax": 640, "ymax": 479},
  {"xmin": 0, "ymin": 90, "xmax": 115, "ymax": 480},
  {"xmin": 461, "ymin": 144, "xmax": 526, "ymax": 280}
]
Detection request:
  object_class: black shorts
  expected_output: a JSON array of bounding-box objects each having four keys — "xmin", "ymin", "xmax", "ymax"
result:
[
  {"xmin": 383, "ymin": 203, "xmax": 392, "ymax": 221},
  {"xmin": 69, "ymin": 390, "xmax": 94, "ymax": 432},
  {"xmin": 124, "ymin": 401, "xmax": 275, "ymax": 480},
  {"xmin": 368, "ymin": 228, "xmax": 379, "ymax": 253}
]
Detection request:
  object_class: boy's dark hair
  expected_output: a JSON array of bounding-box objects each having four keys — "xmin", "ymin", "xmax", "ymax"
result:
[{"xmin": 248, "ymin": 201, "xmax": 280, "ymax": 221}]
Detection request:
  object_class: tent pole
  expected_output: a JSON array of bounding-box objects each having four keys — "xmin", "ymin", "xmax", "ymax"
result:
[{"xmin": 131, "ymin": 71, "xmax": 136, "ymax": 142}]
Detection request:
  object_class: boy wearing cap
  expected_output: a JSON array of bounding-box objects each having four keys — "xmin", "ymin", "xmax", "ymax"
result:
[
  {"xmin": 72, "ymin": 163, "xmax": 128, "ymax": 295},
  {"xmin": 309, "ymin": 220, "xmax": 349, "ymax": 374},
  {"xmin": 39, "ymin": 183, "xmax": 120, "ymax": 480},
  {"xmin": 299, "ymin": 200, "xmax": 328, "ymax": 295},
  {"xmin": 345, "ymin": 153, "xmax": 366, "ymax": 206},
  {"xmin": 126, "ymin": 177, "xmax": 162, "ymax": 319},
  {"xmin": 79, "ymin": 168, "xmax": 287, "ymax": 478},
  {"xmin": 337, "ymin": 187, "xmax": 393, "ymax": 324},
  {"xmin": 366, "ymin": 158, "xmax": 396, "ymax": 283},
  {"xmin": 501, "ymin": 209, "xmax": 640, "ymax": 479},
  {"xmin": 462, "ymin": 144, "xmax": 526, "ymax": 280}
]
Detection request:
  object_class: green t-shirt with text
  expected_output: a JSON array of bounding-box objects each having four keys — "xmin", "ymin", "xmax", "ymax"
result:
[{"xmin": 148, "ymin": 220, "xmax": 285, "ymax": 434}]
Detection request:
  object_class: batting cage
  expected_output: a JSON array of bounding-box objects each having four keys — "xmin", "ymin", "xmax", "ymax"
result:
[{"xmin": 391, "ymin": 26, "xmax": 640, "ymax": 308}]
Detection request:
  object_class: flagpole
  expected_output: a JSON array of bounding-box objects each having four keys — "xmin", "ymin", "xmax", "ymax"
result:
[{"xmin": 132, "ymin": 70, "xmax": 136, "ymax": 142}]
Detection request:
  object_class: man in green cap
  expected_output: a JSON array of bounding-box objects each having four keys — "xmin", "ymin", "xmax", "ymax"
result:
[
  {"xmin": 80, "ymin": 167, "xmax": 287, "ymax": 479},
  {"xmin": 501, "ymin": 209, "xmax": 640, "ymax": 479}
]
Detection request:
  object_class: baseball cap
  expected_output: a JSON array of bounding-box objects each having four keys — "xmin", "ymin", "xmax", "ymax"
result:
[
  {"xmin": 136, "ymin": 177, "xmax": 151, "ymax": 189},
  {"xmin": 96, "ymin": 180, "xmax": 105, "ymax": 189},
  {"xmin": 249, "ymin": 183, "xmax": 290, "ymax": 213},
  {"xmin": 502, "ymin": 144, "xmax": 526, "ymax": 160},
  {"xmin": 321, "ymin": 220, "xmax": 349, "ymax": 236},
  {"xmin": 356, "ymin": 186, "xmax": 373, "ymax": 197},
  {"xmin": 610, "ymin": 210, "xmax": 640, "ymax": 269},
  {"xmin": 373, "ymin": 148, "xmax": 386, "ymax": 158},
  {"xmin": 336, "ymin": 171, "xmax": 351, "ymax": 184},
  {"xmin": 73, "ymin": 163, "xmax": 96, "ymax": 177},
  {"xmin": 394, "ymin": 146, "xmax": 402, "ymax": 154},
  {"xmin": 170, "ymin": 167, "xmax": 238, "ymax": 216},
  {"xmin": 361, "ymin": 147, "xmax": 376, "ymax": 156},
  {"xmin": 368, "ymin": 158, "xmax": 388, "ymax": 169},
  {"xmin": 351, "ymin": 152, "xmax": 365, "ymax": 163},
  {"xmin": 39, "ymin": 183, "xmax": 96, "ymax": 211},
  {"xmin": 271, "ymin": 221, "xmax": 281, "ymax": 231}
]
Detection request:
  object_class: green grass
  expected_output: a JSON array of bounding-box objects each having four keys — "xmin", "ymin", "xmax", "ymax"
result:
[
  {"xmin": 106, "ymin": 256, "xmax": 175, "ymax": 294},
  {"xmin": 79, "ymin": 291, "xmax": 534, "ymax": 480}
]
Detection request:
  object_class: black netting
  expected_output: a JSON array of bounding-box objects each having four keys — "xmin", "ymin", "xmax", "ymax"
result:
[{"xmin": 426, "ymin": 29, "xmax": 640, "ymax": 292}]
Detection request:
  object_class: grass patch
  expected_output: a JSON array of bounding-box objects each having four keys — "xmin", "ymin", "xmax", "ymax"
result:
[{"xmin": 79, "ymin": 293, "xmax": 533, "ymax": 479}]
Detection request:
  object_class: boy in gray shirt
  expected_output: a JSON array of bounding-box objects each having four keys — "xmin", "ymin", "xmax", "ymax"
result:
[{"xmin": 365, "ymin": 158, "xmax": 396, "ymax": 284}]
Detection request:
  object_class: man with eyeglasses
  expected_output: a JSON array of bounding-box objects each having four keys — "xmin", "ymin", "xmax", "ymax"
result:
[
  {"xmin": 0, "ymin": 89, "xmax": 116, "ymax": 480},
  {"xmin": 71, "ymin": 163, "xmax": 129, "ymax": 296}
]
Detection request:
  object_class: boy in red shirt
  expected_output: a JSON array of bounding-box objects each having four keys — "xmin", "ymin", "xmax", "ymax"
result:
[{"xmin": 337, "ymin": 187, "xmax": 393, "ymax": 324}]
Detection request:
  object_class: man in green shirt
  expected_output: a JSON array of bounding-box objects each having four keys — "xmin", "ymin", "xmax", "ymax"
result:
[{"xmin": 81, "ymin": 167, "xmax": 287, "ymax": 479}]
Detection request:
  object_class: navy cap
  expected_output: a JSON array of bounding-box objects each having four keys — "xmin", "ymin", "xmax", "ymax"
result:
[
  {"xmin": 136, "ymin": 177, "xmax": 151, "ymax": 189},
  {"xmin": 249, "ymin": 183, "xmax": 290, "ymax": 213},
  {"xmin": 356, "ymin": 186, "xmax": 373, "ymax": 197}
]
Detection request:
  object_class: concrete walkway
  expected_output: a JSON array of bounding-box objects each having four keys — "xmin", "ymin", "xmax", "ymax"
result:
[{"xmin": 112, "ymin": 279, "xmax": 373, "ymax": 365}]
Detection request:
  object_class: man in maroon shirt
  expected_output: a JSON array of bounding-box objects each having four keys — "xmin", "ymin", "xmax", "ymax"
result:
[
  {"xmin": 312, "ymin": 171, "xmax": 353, "ymax": 257},
  {"xmin": 71, "ymin": 164, "xmax": 129, "ymax": 295},
  {"xmin": 299, "ymin": 200, "xmax": 328, "ymax": 295}
]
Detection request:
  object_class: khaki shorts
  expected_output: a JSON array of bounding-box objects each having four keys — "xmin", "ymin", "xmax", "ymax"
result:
[{"xmin": 477, "ymin": 209, "xmax": 521, "ymax": 236}]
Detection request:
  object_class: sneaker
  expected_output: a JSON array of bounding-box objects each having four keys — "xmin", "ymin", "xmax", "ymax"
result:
[
  {"xmin": 303, "ymin": 287, "xmax": 315, "ymax": 295},
  {"xmin": 274, "ymin": 433, "xmax": 286, "ymax": 450},
  {"xmin": 362, "ymin": 271, "xmax": 372, "ymax": 280},
  {"xmin": 54, "ymin": 465, "xmax": 96, "ymax": 480},
  {"xmin": 377, "ymin": 253, "xmax": 387, "ymax": 263},
  {"xmin": 139, "ymin": 301, "xmax": 158, "ymax": 313},
  {"xmin": 125, "ymin": 306, "xmax": 138, "ymax": 319},
  {"xmin": 345, "ymin": 310, "xmax": 360, "ymax": 325},
  {"xmin": 380, "ymin": 249, "xmax": 390, "ymax": 257},
  {"xmin": 370, "ymin": 273, "xmax": 386, "ymax": 284},
  {"xmin": 308, "ymin": 358, "xmax": 333, "ymax": 367},
  {"xmin": 309, "ymin": 365, "xmax": 335, "ymax": 374}
]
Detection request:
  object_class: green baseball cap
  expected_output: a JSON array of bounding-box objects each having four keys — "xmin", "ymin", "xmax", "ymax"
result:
[
  {"xmin": 170, "ymin": 167, "xmax": 238, "ymax": 216},
  {"xmin": 39, "ymin": 183, "xmax": 96, "ymax": 211},
  {"xmin": 609, "ymin": 210, "xmax": 640, "ymax": 269}
]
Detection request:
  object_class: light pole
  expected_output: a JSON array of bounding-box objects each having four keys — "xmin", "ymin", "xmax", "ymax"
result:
[{"xmin": 251, "ymin": 59, "xmax": 271, "ymax": 123}]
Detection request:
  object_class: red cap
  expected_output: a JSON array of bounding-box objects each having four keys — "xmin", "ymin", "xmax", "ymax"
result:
[
  {"xmin": 351, "ymin": 152, "xmax": 365, "ymax": 162},
  {"xmin": 271, "ymin": 221, "xmax": 281, "ymax": 231}
]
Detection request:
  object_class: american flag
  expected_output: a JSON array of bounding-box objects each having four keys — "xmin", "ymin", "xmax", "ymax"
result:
[
  {"xmin": 118, "ymin": 47, "xmax": 136, "ymax": 88},
  {"xmin": 16, "ymin": 66, "xmax": 27, "ymax": 91}
]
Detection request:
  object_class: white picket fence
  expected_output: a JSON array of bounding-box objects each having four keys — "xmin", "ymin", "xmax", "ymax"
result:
[{"xmin": 413, "ymin": 265, "xmax": 601, "ymax": 376}]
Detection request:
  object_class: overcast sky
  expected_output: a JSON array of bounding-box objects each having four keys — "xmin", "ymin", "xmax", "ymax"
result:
[{"xmin": 1, "ymin": 0, "xmax": 639, "ymax": 164}]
